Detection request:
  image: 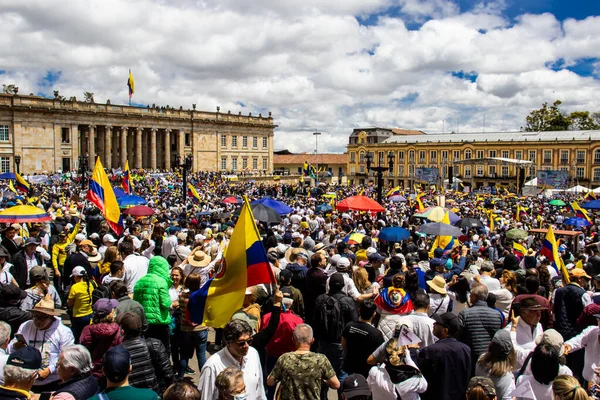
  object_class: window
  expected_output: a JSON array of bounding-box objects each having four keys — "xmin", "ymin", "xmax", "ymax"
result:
[
  {"xmin": 559, "ymin": 167, "xmax": 568, "ymax": 172},
  {"xmin": 515, "ymin": 151, "xmax": 522, "ymax": 160},
  {"xmin": 221, "ymin": 135, "xmax": 227, "ymax": 148},
  {"xmin": 465, "ymin": 150, "xmax": 471, "ymax": 160},
  {"xmin": 252, "ymin": 157, "xmax": 258, "ymax": 169},
  {"xmin": 577, "ymin": 150, "xmax": 586, "ymax": 164},
  {"xmin": 262, "ymin": 158, "xmax": 267, "ymax": 170},
  {"xmin": 398, "ymin": 165, "xmax": 404, "ymax": 176},
  {"xmin": 263, "ymin": 137, "xmax": 268, "ymax": 148},
  {"xmin": 442, "ymin": 151, "xmax": 448, "ymax": 161},
  {"xmin": 221, "ymin": 157, "xmax": 227, "ymax": 171},
  {"xmin": 501, "ymin": 166, "xmax": 509, "ymax": 177},
  {"xmin": 378, "ymin": 152, "xmax": 384, "ymax": 164},
  {"xmin": 453, "ymin": 165, "xmax": 459, "ymax": 175},
  {"xmin": 185, "ymin": 133, "xmax": 191, "ymax": 147},
  {"xmin": 409, "ymin": 150, "xmax": 415, "ymax": 161},
  {"xmin": 253, "ymin": 137, "xmax": 258, "ymax": 148},
  {"xmin": 61, "ymin": 128, "xmax": 70, "ymax": 143},
  {"xmin": 529, "ymin": 150, "xmax": 536, "ymax": 161},
  {"xmin": 232, "ymin": 136, "xmax": 237, "ymax": 147},
  {"xmin": 502, "ymin": 150, "xmax": 509, "ymax": 158},
  {"xmin": 297, "ymin": 167, "xmax": 302, "ymax": 174},
  {"xmin": 359, "ymin": 151, "xmax": 365, "ymax": 163},
  {"xmin": 594, "ymin": 168, "xmax": 600, "ymax": 182},
  {"xmin": 1, "ymin": 157, "xmax": 10, "ymax": 173},
  {"xmin": 242, "ymin": 136, "xmax": 248, "ymax": 148},
  {"xmin": 0, "ymin": 126, "xmax": 8, "ymax": 142},
  {"xmin": 595, "ymin": 150, "xmax": 600, "ymax": 164},
  {"xmin": 577, "ymin": 167, "xmax": 585, "ymax": 180},
  {"xmin": 62, "ymin": 157, "xmax": 70, "ymax": 172},
  {"xmin": 560, "ymin": 150, "xmax": 569, "ymax": 164},
  {"xmin": 477, "ymin": 150, "xmax": 484, "ymax": 159},
  {"xmin": 398, "ymin": 151, "xmax": 404, "ymax": 162},
  {"xmin": 476, "ymin": 165, "xmax": 483, "ymax": 176},
  {"xmin": 350, "ymin": 152, "xmax": 356, "ymax": 162},
  {"xmin": 489, "ymin": 150, "xmax": 496, "ymax": 158},
  {"xmin": 359, "ymin": 166, "xmax": 365, "ymax": 173},
  {"xmin": 453, "ymin": 150, "xmax": 460, "ymax": 161},
  {"xmin": 350, "ymin": 166, "xmax": 355, "ymax": 174},
  {"xmin": 465, "ymin": 166, "xmax": 471, "ymax": 178},
  {"xmin": 242, "ymin": 158, "xmax": 248, "ymax": 169},
  {"xmin": 430, "ymin": 151, "xmax": 437, "ymax": 163},
  {"xmin": 232, "ymin": 158, "xmax": 237, "ymax": 170},
  {"xmin": 543, "ymin": 150, "xmax": 552, "ymax": 164},
  {"xmin": 489, "ymin": 166, "xmax": 496, "ymax": 177},
  {"xmin": 419, "ymin": 151, "xmax": 426, "ymax": 163},
  {"xmin": 529, "ymin": 165, "xmax": 536, "ymax": 176}
]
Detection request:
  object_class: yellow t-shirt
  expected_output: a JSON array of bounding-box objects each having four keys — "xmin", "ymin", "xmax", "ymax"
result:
[{"xmin": 68, "ymin": 281, "xmax": 95, "ymax": 317}]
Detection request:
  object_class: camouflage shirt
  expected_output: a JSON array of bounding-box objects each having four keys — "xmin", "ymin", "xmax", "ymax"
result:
[{"xmin": 270, "ymin": 351, "xmax": 336, "ymax": 399}]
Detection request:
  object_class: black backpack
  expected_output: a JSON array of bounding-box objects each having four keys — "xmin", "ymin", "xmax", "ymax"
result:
[
  {"xmin": 92, "ymin": 284, "xmax": 111, "ymax": 306},
  {"xmin": 315, "ymin": 294, "xmax": 344, "ymax": 342}
]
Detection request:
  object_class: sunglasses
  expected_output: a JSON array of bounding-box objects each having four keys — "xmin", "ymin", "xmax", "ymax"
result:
[{"xmin": 233, "ymin": 338, "xmax": 253, "ymax": 347}]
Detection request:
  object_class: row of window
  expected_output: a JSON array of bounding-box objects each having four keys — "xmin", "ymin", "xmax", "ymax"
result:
[
  {"xmin": 350, "ymin": 149, "xmax": 591, "ymax": 164},
  {"xmin": 221, "ymin": 135, "xmax": 268, "ymax": 149},
  {"xmin": 221, "ymin": 156, "xmax": 268, "ymax": 171}
]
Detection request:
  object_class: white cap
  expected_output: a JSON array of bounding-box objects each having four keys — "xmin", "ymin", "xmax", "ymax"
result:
[
  {"xmin": 75, "ymin": 234, "xmax": 86, "ymax": 242},
  {"xmin": 337, "ymin": 257, "xmax": 351, "ymax": 268},
  {"xmin": 291, "ymin": 232, "xmax": 302, "ymax": 239},
  {"xmin": 195, "ymin": 234, "xmax": 206, "ymax": 241},
  {"xmin": 131, "ymin": 236, "xmax": 142, "ymax": 250},
  {"xmin": 330, "ymin": 254, "xmax": 341, "ymax": 266},
  {"xmin": 71, "ymin": 266, "xmax": 87, "ymax": 277},
  {"xmin": 89, "ymin": 233, "xmax": 100, "ymax": 240},
  {"xmin": 366, "ymin": 247, "xmax": 377, "ymax": 257},
  {"xmin": 65, "ymin": 223, "xmax": 73, "ymax": 230},
  {"xmin": 103, "ymin": 234, "xmax": 117, "ymax": 243}
]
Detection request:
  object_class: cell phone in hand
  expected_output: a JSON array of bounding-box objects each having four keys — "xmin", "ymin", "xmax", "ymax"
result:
[
  {"xmin": 39, "ymin": 392, "xmax": 52, "ymax": 400},
  {"xmin": 15, "ymin": 334, "xmax": 27, "ymax": 345}
]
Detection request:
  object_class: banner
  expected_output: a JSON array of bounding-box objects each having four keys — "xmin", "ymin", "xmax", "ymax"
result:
[
  {"xmin": 537, "ymin": 170, "xmax": 568, "ymax": 188},
  {"xmin": 416, "ymin": 167, "xmax": 439, "ymax": 184}
]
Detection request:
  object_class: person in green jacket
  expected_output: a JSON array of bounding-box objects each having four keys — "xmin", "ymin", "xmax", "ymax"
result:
[{"xmin": 133, "ymin": 256, "xmax": 173, "ymax": 353}]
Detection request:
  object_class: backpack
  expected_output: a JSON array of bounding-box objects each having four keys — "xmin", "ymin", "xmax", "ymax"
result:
[
  {"xmin": 315, "ymin": 294, "xmax": 344, "ymax": 342},
  {"xmin": 92, "ymin": 284, "xmax": 111, "ymax": 305}
]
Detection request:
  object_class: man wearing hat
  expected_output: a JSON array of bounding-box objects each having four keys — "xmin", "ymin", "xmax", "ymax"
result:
[
  {"xmin": 286, "ymin": 249, "xmax": 309, "ymax": 295},
  {"xmin": 62, "ymin": 238, "xmax": 95, "ymax": 290},
  {"xmin": 1, "ymin": 225, "xmax": 20, "ymax": 258},
  {"xmin": 0, "ymin": 284, "xmax": 30, "ymax": 338},
  {"xmin": 88, "ymin": 345, "xmax": 159, "ymax": 400},
  {"xmin": 341, "ymin": 373, "xmax": 371, "ymax": 399},
  {"xmin": 20, "ymin": 266, "xmax": 61, "ymax": 312},
  {"xmin": 554, "ymin": 268, "xmax": 592, "ymax": 344},
  {"xmin": 505, "ymin": 297, "xmax": 545, "ymax": 366},
  {"xmin": 418, "ymin": 312, "xmax": 471, "ymax": 400},
  {"xmin": 0, "ymin": 246, "xmax": 17, "ymax": 286},
  {"xmin": 0, "ymin": 346, "xmax": 42, "ymax": 399},
  {"xmin": 180, "ymin": 247, "xmax": 212, "ymax": 279},
  {"xmin": 99, "ymin": 233, "xmax": 118, "ymax": 258},
  {"xmin": 10, "ymin": 237, "xmax": 44, "ymax": 289}
]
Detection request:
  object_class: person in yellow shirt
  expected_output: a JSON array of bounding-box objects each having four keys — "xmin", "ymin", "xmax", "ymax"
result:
[
  {"xmin": 51, "ymin": 222, "xmax": 80, "ymax": 301},
  {"xmin": 66, "ymin": 266, "xmax": 96, "ymax": 343}
]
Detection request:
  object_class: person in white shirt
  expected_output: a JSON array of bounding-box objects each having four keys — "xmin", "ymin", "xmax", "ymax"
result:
[
  {"xmin": 0, "ymin": 321, "xmax": 10, "ymax": 385},
  {"xmin": 563, "ymin": 313, "xmax": 600, "ymax": 384},
  {"xmin": 426, "ymin": 276, "xmax": 450, "ymax": 316},
  {"xmin": 160, "ymin": 228, "xmax": 178, "ymax": 259},
  {"xmin": 119, "ymin": 241, "xmax": 149, "ymax": 295},
  {"xmin": 198, "ymin": 319, "xmax": 266, "ymax": 400},
  {"xmin": 98, "ymin": 234, "xmax": 117, "ymax": 258},
  {"xmin": 504, "ymin": 298, "xmax": 544, "ymax": 368},
  {"xmin": 325, "ymin": 257, "xmax": 376, "ymax": 302},
  {"xmin": 476, "ymin": 262, "xmax": 502, "ymax": 291},
  {"xmin": 406, "ymin": 292, "xmax": 436, "ymax": 349}
]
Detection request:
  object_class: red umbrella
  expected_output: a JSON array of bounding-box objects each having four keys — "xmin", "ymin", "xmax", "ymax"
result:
[
  {"xmin": 122, "ymin": 205, "xmax": 155, "ymax": 217},
  {"xmin": 223, "ymin": 196, "xmax": 242, "ymax": 204},
  {"xmin": 336, "ymin": 196, "xmax": 385, "ymax": 213}
]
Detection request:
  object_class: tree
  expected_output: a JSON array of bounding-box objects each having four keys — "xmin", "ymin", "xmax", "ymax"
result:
[
  {"xmin": 524, "ymin": 100, "xmax": 571, "ymax": 132},
  {"xmin": 568, "ymin": 111, "xmax": 600, "ymax": 131}
]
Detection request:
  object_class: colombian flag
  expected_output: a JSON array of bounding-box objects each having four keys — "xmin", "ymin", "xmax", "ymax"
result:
[
  {"xmin": 416, "ymin": 193, "xmax": 425, "ymax": 212},
  {"xmin": 122, "ymin": 160, "xmax": 133, "ymax": 194},
  {"xmin": 127, "ymin": 69, "xmax": 134, "ymax": 99},
  {"xmin": 188, "ymin": 196, "xmax": 275, "ymax": 327},
  {"xmin": 428, "ymin": 211, "xmax": 455, "ymax": 258},
  {"xmin": 86, "ymin": 157, "xmax": 123, "ymax": 235},
  {"xmin": 513, "ymin": 242, "xmax": 527, "ymax": 260},
  {"xmin": 15, "ymin": 173, "xmax": 30, "ymax": 194},
  {"xmin": 569, "ymin": 201, "xmax": 591, "ymax": 224},
  {"xmin": 585, "ymin": 191, "xmax": 596, "ymax": 201},
  {"xmin": 540, "ymin": 225, "xmax": 570, "ymax": 284},
  {"xmin": 387, "ymin": 186, "xmax": 402, "ymax": 197},
  {"xmin": 187, "ymin": 183, "xmax": 201, "ymax": 202}
]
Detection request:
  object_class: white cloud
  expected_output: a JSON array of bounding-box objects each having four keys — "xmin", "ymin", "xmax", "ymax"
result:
[{"xmin": 0, "ymin": 0, "xmax": 598, "ymax": 154}]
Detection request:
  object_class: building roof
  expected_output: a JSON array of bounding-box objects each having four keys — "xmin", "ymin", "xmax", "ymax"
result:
[
  {"xmin": 274, "ymin": 153, "xmax": 347, "ymax": 165},
  {"xmin": 391, "ymin": 129, "xmax": 425, "ymax": 135},
  {"xmin": 383, "ymin": 130, "xmax": 600, "ymax": 144}
]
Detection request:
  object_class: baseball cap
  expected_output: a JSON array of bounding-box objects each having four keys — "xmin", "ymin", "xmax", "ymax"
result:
[
  {"xmin": 93, "ymin": 298, "xmax": 119, "ymax": 318},
  {"xmin": 80, "ymin": 239, "xmax": 96, "ymax": 248},
  {"xmin": 24, "ymin": 237, "xmax": 40, "ymax": 246},
  {"xmin": 432, "ymin": 312, "xmax": 460, "ymax": 335},
  {"xmin": 29, "ymin": 266, "xmax": 48, "ymax": 282},
  {"xmin": 490, "ymin": 330, "xmax": 513, "ymax": 357},
  {"xmin": 570, "ymin": 269, "xmax": 591, "ymax": 279},
  {"xmin": 342, "ymin": 374, "xmax": 371, "ymax": 398},
  {"xmin": 467, "ymin": 376, "xmax": 496, "ymax": 397},
  {"xmin": 336, "ymin": 257, "xmax": 351, "ymax": 271},
  {"xmin": 103, "ymin": 345, "xmax": 131, "ymax": 382},
  {"xmin": 7, "ymin": 346, "xmax": 42, "ymax": 370},
  {"xmin": 89, "ymin": 233, "xmax": 100, "ymax": 240},
  {"xmin": 117, "ymin": 312, "xmax": 143, "ymax": 335},
  {"xmin": 368, "ymin": 253, "xmax": 385, "ymax": 262},
  {"xmin": 75, "ymin": 233, "xmax": 86, "ymax": 242},
  {"xmin": 70, "ymin": 266, "xmax": 87, "ymax": 277},
  {"xmin": 535, "ymin": 329, "xmax": 565, "ymax": 356},
  {"xmin": 103, "ymin": 234, "xmax": 117, "ymax": 243},
  {"xmin": 291, "ymin": 232, "xmax": 302, "ymax": 239}
]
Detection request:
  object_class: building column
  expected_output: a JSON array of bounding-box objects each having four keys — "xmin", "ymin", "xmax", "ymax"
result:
[
  {"xmin": 150, "ymin": 128, "xmax": 157, "ymax": 170},
  {"xmin": 105, "ymin": 126, "xmax": 112, "ymax": 169},
  {"xmin": 88, "ymin": 125, "xmax": 96, "ymax": 166},
  {"xmin": 120, "ymin": 126, "xmax": 127, "ymax": 168},
  {"xmin": 165, "ymin": 129, "xmax": 171, "ymax": 170},
  {"xmin": 136, "ymin": 127, "xmax": 143, "ymax": 169},
  {"xmin": 178, "ymin": 129, "xmax": 185, "ymax": 160}
]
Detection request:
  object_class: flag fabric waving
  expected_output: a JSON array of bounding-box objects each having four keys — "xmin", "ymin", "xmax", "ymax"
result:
[
  {"xmin": 415, "ymin": 193, "xmax": 425, "ymax": 212},
  {"xmin": 86, "ymin": 157, "xmax": 123, "ymax": 235},
  {"xmin": 127, "ymin": 69, "xmax": 135, "ymax": 99},
  {"xmin": 569, "ymin": 201, "xmax": 592, "ymax": 224},
  {"xmin": 539, "ymin": 225, "xmax": 570, "ymax": 284},
  {"xmin": 513, "ymin": 242, "xmax": 527, "ymax": 260},
  {"xmin": 122, "ymin": 160, "xmax": 133, "ymax": 194},
  {"xmin": 188, "ymin": 196, "xmax": 276, "ymax": 327},
  {"xmin": 7, "ymin": 180, "xmax": 17, "ymax": 194},
  {"xmin": 187, "ymin": 183, "xmax": 201, "ymax": 202},
  {"xmin": 387, "ymin": 186, "xmax": 402, "ymax": 197},
  {"xmin": 15, "ymin": 173, "xmax": 30, "ymax": 194}
]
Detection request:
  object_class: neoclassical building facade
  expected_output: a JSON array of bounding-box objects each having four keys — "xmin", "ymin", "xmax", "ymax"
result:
[{"xmin": 0, "ymin": 93, "xmax": 276, "ymax": 173}]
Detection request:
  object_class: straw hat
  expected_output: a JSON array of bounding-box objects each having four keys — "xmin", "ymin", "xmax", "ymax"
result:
[
  {"xmin": 186, "ymin": 247, "xmax": 211, "ymax": 268},
  {"xmin": 29, "ymin": 294, "xmax": 59, "ymax": 316},
  {"xmin": 426, "ymin": 275, "xmax": 447, "ymax": 295}
]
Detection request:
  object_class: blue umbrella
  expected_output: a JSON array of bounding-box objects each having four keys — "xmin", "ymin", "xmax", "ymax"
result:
[
  {"xmin": 250, "ymin": 197, "xmax": 293, "ymax": 215},
  {"xmin": 378, "ymin": 227, "xmax": 411, "ymax": 242},
  {"xmin": 563, "ymin": 217, "xmax": 591, "ymax": 227},
  {"xmin": 0, "ymin": 172, "xmax": 15, "ymax": 180},
  {"xmin": 582, "ymin": 199, "xmax": 600, "ymax": 209},
  {"xmin": 388, "ymin": 195, "xmax": 407, "ymax": 203},
  {"xmin": 117, "ymin": 195, "xmax": 147, "ymax": 208},
  {"xmin": 315, "ymin": 203, "xmax": 333, "ymax": 213},
  {"xmin": 113, "ymin": 187, "xmax": 126, "ymax": 198}
]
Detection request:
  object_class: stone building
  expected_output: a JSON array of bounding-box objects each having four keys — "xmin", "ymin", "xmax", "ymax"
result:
[
  {"xmin": 273, "ymin": 152, "xmax": 348, "ymax": 183},
  {"xmin": 0, "ymin": 93, "xmax": 276, "ymax": 174}
]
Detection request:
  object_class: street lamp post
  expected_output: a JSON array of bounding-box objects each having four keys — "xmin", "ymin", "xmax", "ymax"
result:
[
  {"xmin": 78, "ymin": 155, "xmax": 88, "ymax": 190},
  {"xmin": 175, "ymin": 154, "xmax": 194, "ymax": 205},
  {"xmin": 313, "ymin": 132, "xmax": 321, "ymax": 183},
  {"xmin": 14, "ymin": 155, "xmax": 21, "ymax": 175},
  {"xmin": 365, "ymin": 151, "xmax": 395, "ymax": 205}
]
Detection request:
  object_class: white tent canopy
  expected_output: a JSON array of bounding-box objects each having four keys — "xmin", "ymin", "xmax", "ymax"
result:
[
  {"xmin": 524, "ymin": 177, "xmax": 537, "ymax": 186},
  {"xmin": 563, "ymin": 185, "xmax": 590, "ymax": 193}
]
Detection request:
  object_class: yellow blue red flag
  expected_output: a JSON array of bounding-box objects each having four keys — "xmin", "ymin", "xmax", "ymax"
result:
[
  {"xmin": 540, "ymin": 225, "xmax": 570, "ymax": 284},
  {"xmin": 127, "ymin": 69, "xmax": 134, "ymax": 98},
  {"xmin": 15, "ymin": 173, "xmax": 30, "ymax": 194},
  {"xmin": 187, "ymin": 183, "xmax": 201, "ymax": 202},
  {"xmin": 86, "ymin": 157, "xmax": 123, "ymax": 235},
  {"xmin": 188, "ymin": 196, "xmax": 276, "ymax": 327},
  {"xmin": 122, "ymin": 160, "xmax": 133, "ymax": 194},
  {"xmin": 569, "ymin": 201, "xmax": 591, "ymax": 224},
  {"xmin": 512, "ymin": 242, "xmax": 527, "ymax": 260}
]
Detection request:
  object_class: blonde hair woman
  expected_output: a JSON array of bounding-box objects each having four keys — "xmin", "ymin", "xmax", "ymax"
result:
[
  {"xmin": 353, "ymin": 267, "xmax": 379, "ymax": 296},
  {"xmin": 475, "ymin": 330, "xmax": 516, "ymax": 399},
  {"xmin": 551, "ymin": 375, "xmax": 588, "ymax": 400}
]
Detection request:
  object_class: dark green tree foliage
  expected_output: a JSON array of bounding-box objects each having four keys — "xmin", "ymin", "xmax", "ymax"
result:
[{"xmin": 524, "ymin": 100, "xmax": 600, "ymax": 131}]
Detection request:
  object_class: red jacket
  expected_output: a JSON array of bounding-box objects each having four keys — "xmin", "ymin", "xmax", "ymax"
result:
[
  {"xmin": 80, "ymin": 322, "xmax": 123, "ymax": 378},
  {"xmin": 261, "ymin": 310, "xmax": 303, "ymax": 358}
]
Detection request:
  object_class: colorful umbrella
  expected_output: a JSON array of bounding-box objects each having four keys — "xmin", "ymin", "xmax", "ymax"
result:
[
  {"xmin": 343, "ymin": 232, "xmax": 366, "ymax": 245},
  {"xmin": 223, "ymin": 196, "xmax": 242, "ymax": 204},
  {"xmin": 122, "ymin": 205, "xmax": 156, "ymax": 217},
  {"xmin": 0, "ymin": 205, "xmax": 52, "ymax": 223},
  {"xmin": 582, "ymin": 200, "xmax": 600, "ymax": 209},
  {"xmin": 117, "ymin": 195, "xmax": 147, "ymax": 208},
  {"xmin": 415, "ymin": 206, "xmax": 460, "ymax": 223},
  {"xmin": 315, "ymin": 203, "xmax": 333, "ymax": 213},
  {"xmin": 563, "ymin": 217, "xmax": 591, "ymax": 227},
  {"xmin": 378, "ymin": 227, "xmax": 411, "ymax": 242},
  {"xmin": 336, "ymin": 196, "xmax": 385, "ymax": 213},
  {"xmin": 506, "ymin": 228, "xmax": 527, "ymax": 240},
  {"xmin": 549, "ymin": 199, "xmax": 566, "ymax": 207},
  {"xmin": 251, "ymin": 197, "xmax": 293, "ymax": 215}
]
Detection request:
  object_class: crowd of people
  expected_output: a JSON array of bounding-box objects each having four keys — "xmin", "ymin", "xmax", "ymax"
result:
[{"xmin": 0, "ymin": 169, "xmax": 598, "ymax": 399}]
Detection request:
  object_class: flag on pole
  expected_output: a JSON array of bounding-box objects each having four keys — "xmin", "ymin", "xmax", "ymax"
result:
[
  {"xmin": 188, "ymin": 196, "xmax": 276, "ymax": 327},
  {"xmin": 187, "ymin": 183, "xmax": 201, "ymax": 202},
  {"xmin": 7, "ymin": 180, "xmax": 17, "ymax": 194},
  {"xmin": 86, "ymin": 157, "xmax": 123, "ymax": 235},
  {"xmin": 122, "ymin": 161, "xmax": 133, "ymax": 194},
  {"xmin": 513, "ymin": 242, "xmax": 527, "ymax": 260},
  {"xmin": 540, "ymin": 225, "xmax": 570, "ymax": 283},
  {"xmin": 14, "ymin": 173, "xmax": 30, "ymax": 194},
  {"xmin": 127, "ymin": 69, "xmax": 135, "ymax": 104},
  {"xmin": 386, "ymin": 186, "xmax": 402, "ymax": 197},
  {"xmin": 569, "ymin": 201, "xmax": 592, "ymax": 224},
  {"xmin": 428, "ymin": 211, "xmax": 455, "ymax": 258}
]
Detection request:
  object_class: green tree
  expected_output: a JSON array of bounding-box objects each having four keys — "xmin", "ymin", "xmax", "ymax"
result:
[
  {"xmin": 568, "ymin": 111, "xmax": 600, "ymax": 130},
  {"xmin": 524, "ymin": 100, "xmax": 571, "ymax": 132}
]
